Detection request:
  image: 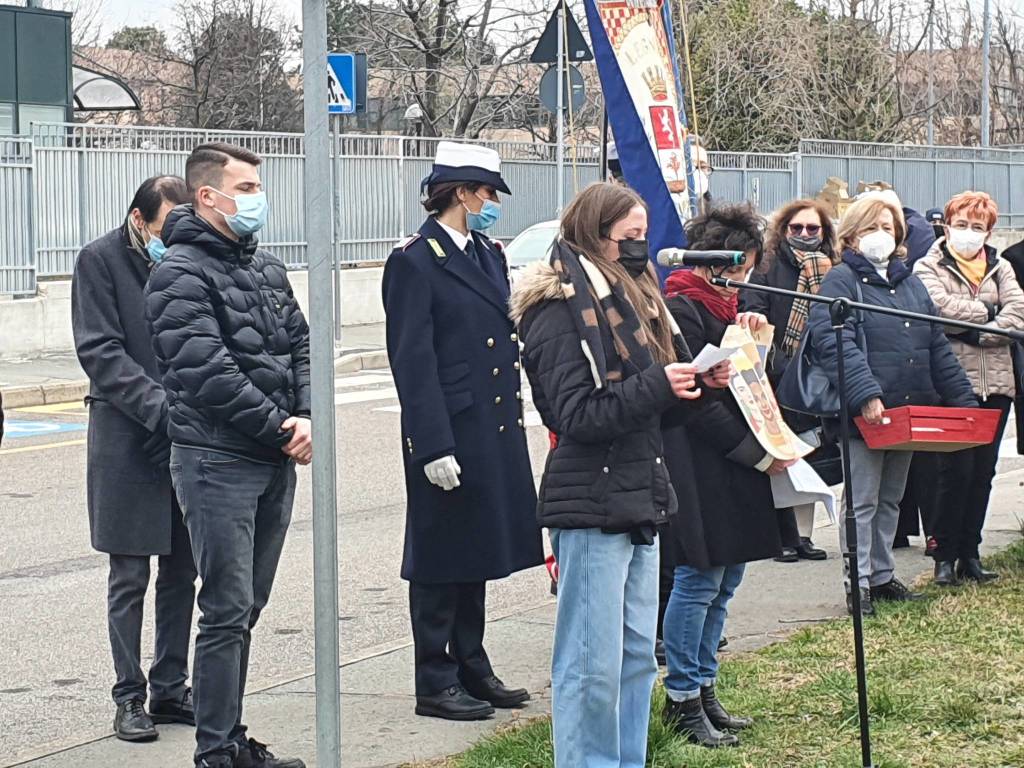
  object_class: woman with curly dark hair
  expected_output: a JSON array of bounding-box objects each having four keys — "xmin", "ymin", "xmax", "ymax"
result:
[
  {"xmin": 658, "ymin": 203, "xmax": 787, "ymax": 748},
  {"xmin": 741, "ymin": 198, "xmax": 839, "ymax": 563}
]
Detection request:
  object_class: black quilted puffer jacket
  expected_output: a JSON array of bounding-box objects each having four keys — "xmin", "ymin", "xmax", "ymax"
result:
[{"xmin": 145, "ymin": 206, "xmax": 311, "ymax": 464}]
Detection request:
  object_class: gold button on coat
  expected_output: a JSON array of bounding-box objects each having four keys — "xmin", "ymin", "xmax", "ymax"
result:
[
  {"xmin": 499, "ymin": 425, "xmax": 506, "ymax": 433},
  {"xmin": 492, "ymin": 368, "xmax": 500, "ymax": 377},
  {"xmin": 487, "ymin": 338, "xmax": 495, "ymax": 348},
  {"xmin": 494, "ymin": 396, "xmax": 502, "ymax": 405}
]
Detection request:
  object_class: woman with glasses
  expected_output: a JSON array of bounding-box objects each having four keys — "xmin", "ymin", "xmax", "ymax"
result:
[
  {"xmin": 913, "ymin": 191, "xmax": 1024, "ymax": 586},
  {"xmin": 740, "ymin": 199, "xmax": 839, "ymax": 563}
]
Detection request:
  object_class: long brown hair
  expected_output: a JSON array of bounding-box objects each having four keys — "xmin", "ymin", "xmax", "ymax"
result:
[
  {"xmin": 560, "ymin": 182, "xmax": 676, "ymax": 364},
  {"xmin": 764, "ymin": 198, "xmax": 839, "ymax": 268}
]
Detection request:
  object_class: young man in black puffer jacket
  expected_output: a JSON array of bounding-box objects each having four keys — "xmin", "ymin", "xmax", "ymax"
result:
[{"xmin": 145, "ymin": 143, "xmax": 309, "ymax": 768}]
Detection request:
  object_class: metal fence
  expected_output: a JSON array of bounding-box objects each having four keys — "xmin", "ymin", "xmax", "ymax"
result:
[
  {"xmin": 0, "ymin": 137, "xmax": 34, "ymax": 295},
  {"xmin": 7, "ymin": 125, "xmax": 1024, "ymax": 297},
  {"xmin": 800, "ymin": 139, "xmax": 1024, "ymax": 228}
]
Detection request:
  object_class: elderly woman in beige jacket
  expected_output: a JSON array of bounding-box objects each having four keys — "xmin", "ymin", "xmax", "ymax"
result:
[{"xmin": 913, "ymin": 191, "xmax": 1024, "ymax": 587}]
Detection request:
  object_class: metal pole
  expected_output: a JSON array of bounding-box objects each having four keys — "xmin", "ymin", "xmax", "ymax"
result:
[
  {"xmin": 927, "ymin": 10, "xmax": 935, "ymax": 147},
  {"xmin": 599, "ymin": 107, "xmax": 608, "ymax": 181},
  {"xmin": 331, "ymin": 115, "xmax": 342, "ymax": 343},
  {"xmin": 556, "ymin": 0, "xmax": 565, "ymax": 213},
  {"xmin": 982, "ymin": 0, "xmax": 992, "ymax": 147},
  {"xmin": 832, "ymin": 301, "xmax": 874, "ymax": 768},
  {"xmin": 301, "ymin": 0, "xmax": 342, "ymax": 766}
]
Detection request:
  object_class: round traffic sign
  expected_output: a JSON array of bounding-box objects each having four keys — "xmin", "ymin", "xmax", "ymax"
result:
[{"xmin": 539, "ymin": 65, "xmax": 586, "ymax": 114}]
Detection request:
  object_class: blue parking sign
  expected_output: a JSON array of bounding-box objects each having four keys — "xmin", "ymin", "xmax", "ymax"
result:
[{"xmin": 328, "ymin": 54, "xmax": 355, "ymax": 115}]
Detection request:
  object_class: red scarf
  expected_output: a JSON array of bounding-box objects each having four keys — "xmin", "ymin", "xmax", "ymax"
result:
[{"xmin": 664, "ymin": 268, "xmax": 738, "ymax": 324}]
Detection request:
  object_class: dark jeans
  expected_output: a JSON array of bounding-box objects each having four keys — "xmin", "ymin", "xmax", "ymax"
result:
[
  {"xmin": 170, "ymin": 446, "xmax": 297, "ymax": 764},
  {"xmin": 108, "ymin": 500, "xmax": 197, "ymax": 705},
  {"xmin": 932, "ymin": 395, "xmax": 1012, "ymax": 562},
  {"xmin": 409, "ymin": 581, "xmax": 494, "ymax": 696}
]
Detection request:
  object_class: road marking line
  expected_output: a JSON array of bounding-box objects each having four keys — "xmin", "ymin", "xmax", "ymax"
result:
[
  {"xmin": 334, "ymin": 389, "xmax": 398, "ymax": 406},
  {"xmin": 15, "ymin": 402, "xmax": 86, "ymax": 414},
  {"xmin": 0, "ymin": 439, "xmax": 87, "ymax": 455},
  {"xmin": 335, "ymin": 374, "xmax": 395, "ymax": 388}
]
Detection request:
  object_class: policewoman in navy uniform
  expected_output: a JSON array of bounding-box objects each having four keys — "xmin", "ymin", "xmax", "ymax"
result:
[{"xmin": 382, "ymin": 142, "xmax": 544, "ymax": 721}]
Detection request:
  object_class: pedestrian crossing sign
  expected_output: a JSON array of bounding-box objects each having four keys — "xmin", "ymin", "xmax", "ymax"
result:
[{"xmin": 328, "ymin": 53, "xmax": 356, "ymax": 114}]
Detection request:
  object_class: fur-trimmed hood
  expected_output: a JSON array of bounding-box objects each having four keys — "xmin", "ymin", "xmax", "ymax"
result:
[{"xmin": 508, "ymin": 260, "xmax": 564, "ymax": 325}]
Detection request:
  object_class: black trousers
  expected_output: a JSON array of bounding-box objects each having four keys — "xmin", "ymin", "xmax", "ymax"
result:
[
  {"xmin": 409, "ymin": 581, "xmax": 494, "ymax": 696},
  {"xmin": 107, "ymin": 498, "xmax": 197, "ymax": 705},
  {"xmin": 896, "ymin": 451, "xmax": 940, "ymax": 540},
  {"xmin": 931, "ymin": 395, "xmax": 1012, "ymax": 561}
]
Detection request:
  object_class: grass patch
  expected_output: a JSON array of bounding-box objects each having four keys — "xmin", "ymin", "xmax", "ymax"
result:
[{"xmin": 430, "ymin": 541, "xmax": 1024, "ymax": 768}]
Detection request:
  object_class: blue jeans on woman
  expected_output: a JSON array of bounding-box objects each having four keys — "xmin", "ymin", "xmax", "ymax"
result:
[
  {"xmin": 550, "ymin": 528, "xmax": 659, "ymax": 768},
  {"xmin": 663, "ymin": 563, "xmax": 746, "ymax": 701}
]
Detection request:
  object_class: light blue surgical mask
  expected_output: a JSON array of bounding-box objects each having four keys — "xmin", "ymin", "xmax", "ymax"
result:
[
  {"xmin": 465, "ymin": 198, "xmax": 501, "ymax": 232},
  {"xmin": 212, "ymin": 188, "xmax": 269, "ymax": 237},
  {"xmin": 147, "ymin": 234, "xmax": 168, "ymax": 262}
]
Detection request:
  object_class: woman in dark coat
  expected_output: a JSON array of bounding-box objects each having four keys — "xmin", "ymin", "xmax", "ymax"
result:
[
  {"xmin": 382, "ymin": 141, "xmax": 544, "ymax": 722},
  {"xmin": 71, "ymin": 176, "xmax": 197, "ymax": 742},
  {"xmin": 741, "ymin": 198, "xmax": 839, "ymax": 562},
  {"xmin": 806, "ymin": 194, "xmax": 977, "ymax": 616},
  {"xmin": 512, "ymin": 182, "xmax": 703, "ymax": 768},
  {"xmin": 659, "ymin": 203, "xmax": 787, "ymax": 749}
]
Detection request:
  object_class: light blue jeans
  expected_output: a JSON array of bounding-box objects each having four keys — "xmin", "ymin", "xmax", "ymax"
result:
[
  {"xmin": 663, "ymin": 563, "xmax": 746, "ymax": 700},
  {"xmin": 550, "ymin": 528, "xmax": 659, "ymax": 768}
]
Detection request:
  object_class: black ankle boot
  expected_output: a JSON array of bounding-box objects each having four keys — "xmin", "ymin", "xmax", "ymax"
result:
[
  {"xmin": 957, "ymin": 558, "xmax": 999, "ymax": 583},
  {"xmin": 701, "ymin": 683, "xmax": 753, "ymax": 730},
  {"xmin": 663, "ymin": 695, "xmax": 739, "ymax": 748},
  {"xmin": 933, "ymin": 560, "xmax": 958, "ymax": 587}
]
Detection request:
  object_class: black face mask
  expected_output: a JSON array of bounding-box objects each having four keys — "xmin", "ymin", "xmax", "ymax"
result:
[
  {"xmin": 615, "ymin": 238, "xmax": 650, "ymax": 278},
  {"xmin": 787, "ymin": 234, "xmax": 823, "ymax": 252}
]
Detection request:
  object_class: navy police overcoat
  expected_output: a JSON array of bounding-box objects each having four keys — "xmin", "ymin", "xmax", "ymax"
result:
[{"xmin": 382, "ymin": 216, "xmax": 544, "ymax": 584}]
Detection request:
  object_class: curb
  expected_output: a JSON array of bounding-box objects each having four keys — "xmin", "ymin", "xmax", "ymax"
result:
[
  {"xmin": 1, "ymin": 351, "xmax": 390, "ymax": 409},
  {"xmin": 2, "ymin": 381, "xmax": 89, "ymax": 409},
  {"xmin": 334, "ymin": 349, "xmax": 389, "ymax": 374}
]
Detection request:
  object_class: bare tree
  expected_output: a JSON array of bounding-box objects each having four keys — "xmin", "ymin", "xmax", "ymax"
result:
[
  {"xmin": 40, "ymin": 0, "xmax": 104, "ymax": 47},
  {"xmin": 325, "ymin": 0, "xmax": 564, "ymax": 139}
]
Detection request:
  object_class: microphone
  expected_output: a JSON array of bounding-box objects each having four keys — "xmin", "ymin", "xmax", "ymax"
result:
[{"xmin": 656, "ymin": 249, "xmax": 745, "ymax": 268}]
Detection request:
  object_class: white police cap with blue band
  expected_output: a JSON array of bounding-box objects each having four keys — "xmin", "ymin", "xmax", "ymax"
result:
[{"xmin": 422, "ymin": 141, "xmax": 511, "ymax": 195}]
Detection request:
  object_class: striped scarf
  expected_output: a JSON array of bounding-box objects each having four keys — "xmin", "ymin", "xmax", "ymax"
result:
[
  {"xmin": 782, "ymin": 247, "xmax": 833, "ymax": 357},
  {"xmin": 550, "ymin": 239, "xmax": 682, "ymax": 388}
]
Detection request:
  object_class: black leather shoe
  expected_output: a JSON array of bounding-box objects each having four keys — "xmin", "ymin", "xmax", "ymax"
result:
[
  {"xmin": 893, "ymin": 534, "xmax": 911, "ymax": 549},
  {"xmin": 198, "ymin": 756, "xmax": 232, "ymax": 768},
  {"xmin": 655, "ymin": 638, "xmax": 667, "ymax": 667},
  {"xmin": 234, "ymin": 738, "xmax": 305, "ymax": 768},
  {"xmin": 957, "ymin": 558, "xmax": 999, "ymax": 583},
  {"xmin": 663, "ymin": 696, "xmax": 739, "ymax": 748},
  {"xmin": 796, "ymin": 537, "xmax": 827, "ymax": 560},
  {"xmin": 463, "ymin": 675, "xmax": 530, "ymax": 708},
  {"xmin": 113, "ymin": 698, "xmax": 157, "ymax": 742},
  {"xmin": 415, "ymin": 685, "xmax": 494, "ymax": 720},
  {"xmin": 933, "ymin": 560, "xmax": 959, "ymax": 587},
  {"xmin": 870, "ymin": 578, "xmax": 926, "ymax": 602},
  {"xmin": 701, "ymin": 684, "xmax": 753, "ymax": 731},
  {"xmin": 774, "ymin": 547, "xmax": 799, "ymax": 563},
  {"xmin": 846, "ymin": 587, "xmax": 875, "ymax": 617},
  {"xmin": 150, "ymin": 686, "xmax": 194, "ymax": 726},
  {"xmin": 718, "ymin": 636, "xmax": 728, "ymax": 651}
]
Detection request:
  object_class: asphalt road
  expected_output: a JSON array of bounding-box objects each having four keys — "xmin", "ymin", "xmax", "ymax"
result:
[{"xmin": 0, "ymin": 370, "xmax": 554, "ymax": 766}]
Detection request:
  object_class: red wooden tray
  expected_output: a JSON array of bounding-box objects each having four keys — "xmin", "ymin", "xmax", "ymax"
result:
[{"xmin": 855, "ymin": 406, "xmax": 1001, "ymax": 452}]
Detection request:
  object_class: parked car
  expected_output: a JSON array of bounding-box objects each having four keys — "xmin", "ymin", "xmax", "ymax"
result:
[{"xmin": 505, "ymin": 220, "xmax": 559, "ymax": 283}]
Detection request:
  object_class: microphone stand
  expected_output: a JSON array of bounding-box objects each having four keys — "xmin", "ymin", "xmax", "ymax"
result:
[{"xmin": 710, "ymin": 274, "xmax": 1024, "ymax": 768}]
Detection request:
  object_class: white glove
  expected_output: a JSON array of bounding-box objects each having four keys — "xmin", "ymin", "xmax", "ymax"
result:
[{"xmin": 424, "ymin": 455, "xmax": 462, "ymax": 491}]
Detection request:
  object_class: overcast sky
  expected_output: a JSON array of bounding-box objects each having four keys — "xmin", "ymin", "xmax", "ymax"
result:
[{"xmin": 96, "ymin": 0, "xmax": 301, "ymax": 40}]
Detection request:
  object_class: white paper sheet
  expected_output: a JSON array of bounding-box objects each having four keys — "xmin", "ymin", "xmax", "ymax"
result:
[
  {"xmin": 691, "ymin": 344, "xmax": 738, "ymax": 373},
  {"xmin": 770, "ymin": 459, "xmax": 837, "ymax": 524}
]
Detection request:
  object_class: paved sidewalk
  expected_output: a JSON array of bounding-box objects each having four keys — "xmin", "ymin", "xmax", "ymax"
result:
[
  {"xmin": 0, "ymin": 324, "xmax": 387, "ymax": 407},
  {"xmin": 12, "ymin": 470, "xmax": 1024, "ymax": 768}
]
